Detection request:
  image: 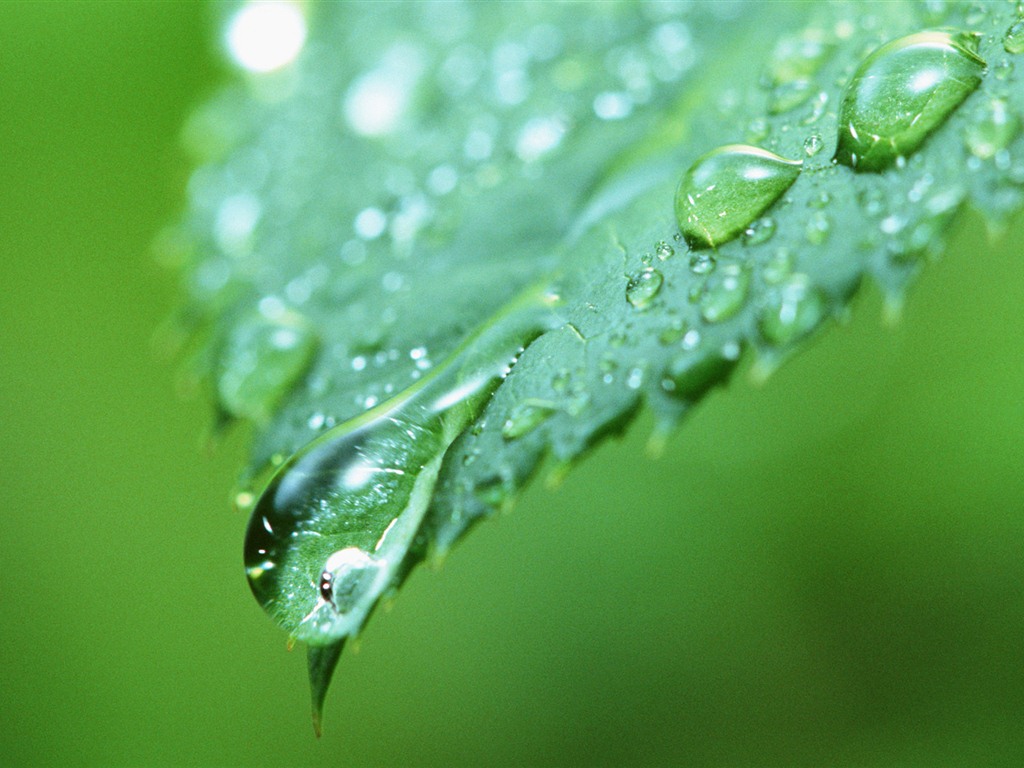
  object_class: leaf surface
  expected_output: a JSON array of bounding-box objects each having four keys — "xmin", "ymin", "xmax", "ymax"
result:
[{"xmin": 168, "ymin": 0, "xmax": 1024, "ymax": 727}]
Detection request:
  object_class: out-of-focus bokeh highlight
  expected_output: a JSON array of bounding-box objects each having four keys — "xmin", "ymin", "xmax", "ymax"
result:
[{"xmin": 1, "ymin": 4, "xmax": 1022, "ymax": 766}]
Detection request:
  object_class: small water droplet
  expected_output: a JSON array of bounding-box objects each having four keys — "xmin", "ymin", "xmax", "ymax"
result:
[
  {"xmin": 700, "ymin": 263, "xmax": 751, "ymax": 324},
  {"xmin": 742, "ymin": 216, "xmax": 777, "ymax": 246},
  {"xmin": 965, "ymin": 98, "xmax": 1020, "ymax": 159},
  {"xmin": 993, "ymin": 59, "xmax": 1014, "ymax": 81},
  {"xmin": 744, "ymin": 117, "xmax": 770, "ymax": 143},
  {"xmin": 808, "ymin": 190, "xmax": 832, "ymax": 209},
  {"xmin": 834, "ymin": 30, "xmax": 986, "ymax": 172},
  {"xmin": 803, "ymin": 134, "xmax": 825, "ymax": 157},
  {"xmin": 768, "ymin": 79, "xmax": 814, "ymax": 115},
  {"xmin": 805, "ymin": 211, "xmax": 831, "ymax": 244},
  {"xmin": 762, "ymin": 248, "xmax": 794, "ymax": 285},
  {"xmin": 626, "ymin": 268, "xmax": 664, "ymax": 309},
  {"xmin": 655, "ymin": 240, "xmax": 675, "ymax": 260},
  {"xmin": 675, "ymin": 145, "xmax": 801, "ymax": 249},
  {"xmin": 1005, "ymin": 19, "xmax": 1024, "ymax": 54},
  {"xmin": 765, "ymin": 30, "xmax": 833, "ymax": 85},
  {"xmin": 216, "ymin": 307, "xmax": 318, "ymax": 422},
  {"xmin": 658, "ymin": 317, "xmax": 689, "ymax": 345},
  {"xmin": 501, "ymin": 400, "xmax": 556, "ymax": 440},
  {"xmin": 759, "ymin": 274, "xmax": 827, "ymax": 345},
  {"xmin": 689, "ymin": 252, "xmax": 716, "ymax": 275}
]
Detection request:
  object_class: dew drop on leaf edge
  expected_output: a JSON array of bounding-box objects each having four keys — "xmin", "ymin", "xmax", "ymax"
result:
[{"xmin": 759, "ymin": 275, "xmax": 828, "ymax": 346}]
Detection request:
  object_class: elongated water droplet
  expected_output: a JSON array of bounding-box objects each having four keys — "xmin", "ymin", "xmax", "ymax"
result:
[
  {"xmin": 834, "ymin": 30, "xmax": 986, "ymax": 172},
  {"xmin": 217, "ymin": 306, "xmax": 318, "ymax": 422},
  {"xmin": 700, "ymin": 263, "xmax": 750, "ymax": 323},
  {"xmin": 243, "ymin": 286, "xmax": 560, "ymax": 646},
  {"xmin": 626, "ymin": 268, "xmax": 663, "ymax": 309},
  {"xmin": 805, "ymin": 211, "xmax": 831, "ymax": 245},
  {"xmin": 964, "ymin": 98, "xmax": 1019, "ymax": 159},
  {"xmin": 759, "ymin": 275, "xmax": 827, "ymax": 345},
  {"xmin": 501, "ymin": 400, "xmax": 556, "ymax": 440},
  {"xmin": 675, "ymin": 145, "xmax": 801, "ymax": 249},
  {"xmin": 662, "ymin": 348, "xmax": 739, "ymax": 403},
  {"xmin": 1006, "ymin": 19, "xmax": 1024, "ymax": 54}
]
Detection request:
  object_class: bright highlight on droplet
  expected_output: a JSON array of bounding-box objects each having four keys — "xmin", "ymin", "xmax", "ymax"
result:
[{"xmin": 226, "ymin": 1, "xmax": 307, "ymax": 74}]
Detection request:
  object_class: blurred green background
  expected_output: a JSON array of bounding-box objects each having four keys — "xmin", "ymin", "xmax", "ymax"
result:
[{"xmin": 2, "ymin": 3, "xmax": 1023, "ymax": 766}]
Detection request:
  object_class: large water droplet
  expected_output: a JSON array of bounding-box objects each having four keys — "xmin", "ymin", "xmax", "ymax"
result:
[
  {"xmin": 759, "ymin": 275, "xmax": 827, "ymax": 345},
  {"xmin": 699, "ymin": 263, "xmax": 750, "ymax": 323},
  {"xmin": 216, "ymin": 306, "xmax": 318, "ymax": 422},
  {"xmin": 834, "ymin": 30, "xmax": 986, "ymax": 172},
  {"xmin": 243, "ymin": 287, "xmax": 560, "ymax": 645},
  {"xmin": 626, "ymin": 268, "xmax": 664, "ymax": 309},
  {"xmin": 675, "ymin": 145, "xmax": 801, "ymax": 249},
  {"xmin": 1005, "ymin": 19, "xmax": 1024, "ymax": 54}
]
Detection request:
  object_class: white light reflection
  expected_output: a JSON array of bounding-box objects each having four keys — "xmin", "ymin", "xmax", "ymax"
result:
[{"xmin": 226, "ymin": 1, "xmax": 307, "ymax": 74}]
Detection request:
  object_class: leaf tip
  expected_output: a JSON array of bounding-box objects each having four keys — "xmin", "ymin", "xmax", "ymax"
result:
[{"xmin": 307, "ymin": 640, "xmax": 346, "ymax": 740}]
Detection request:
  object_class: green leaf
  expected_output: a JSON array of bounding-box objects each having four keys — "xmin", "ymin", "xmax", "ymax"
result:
[{"xmin": 168, "ymin": 0, "xmax": 1024, "ymax": 729}]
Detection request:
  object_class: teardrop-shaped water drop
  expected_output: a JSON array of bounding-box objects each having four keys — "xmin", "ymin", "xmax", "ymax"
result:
[
  {"xmin": 626, "ymin": 268, "xmax": 664, "ymax": 309},
  {"xmin": 1006, "ymin": 19, "xmax": 1024, "ymax": 54},
  {"xmin": 501, "ymin": 400, "xmax": 556, "ymax": 440},
  {"xmin": 834, "ymin": 30, "xmax": 986, "ymax": 172},
  {"xmin": 216, "ymin": 306, "xmax": 318, "ymax": 422},
  {"xmin": 675, "ymin": 145, "xmax": 801, "ymax": 249},
  {"xmin": 243, "ymin": 286, "xmax": 561, "ymax": 646},
  {"xmin": 759, "ymin": 274, "xmax": 827, "ymax": 345}
]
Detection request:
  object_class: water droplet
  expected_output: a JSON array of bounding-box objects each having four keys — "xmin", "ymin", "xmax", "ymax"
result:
[
  {"xmin": 675, "ymin": 145, "xmax": 801, "ymax": 249},
  {"xmin": 655, "ymin": 240, "xmax": 675, "ymax": 261},
  {"xmin": 243, "ymin": 287, "xmax": 561, "ymax": 644},
  {"xmin": 762, "ymin": 248, "xmax": 794, "ymax": 285},
  {"xmin": 501, "ymin": 400, "xmax": 556, "ymax": 440},
  {"xmin": 805, "ymin": 211, "xmax": 831, "ymax": 244},
  {"xmin": 768, "ymin": 79, "xmax": 814, "ymax": 115},
  {"xmin": 765, "ymin": 30, "xmax": 833, "ymax": 85},
  {"xmin": 744, "ymin": 117, "xmax": 770, "ymax": 143},
  {"xmin": 700, "ymin": 263, "xmax": 750, "ymax": 323},
  {"xmin": 626, "ymin": 268, "xmax": 664, "ymax": 309},
  {"xmin": 834, "ymin": 30, "xmax": 986, "ymax": 172},
  {"xmin": 1005, "ymin": 19, "xmax": 1024, "ymax": 54},
  {"xmin": 759, "ymin": 275, "xmax": 827, "ymax": 345},
  {"xmin": 993, "ymin": 59, "xmax": 1014, "ymax": 81},
  {"xmin": 803, "ymin": 134, "xmax": 824, "ymax": 157},
  {"xmin": 965, "ymin": 99, "xmax": 1020, "ymax": 159},
  {"xmin": 658, "ymin": 316, "xmax": 689, "ymax": 345},
  {"xmin": 742, "ymin": 216, "xmax": 776, "ymax": 246},
  {"xmin": 662, "ymin": 348, "xmax": 739, "ymax": 402},
  {"xmin": 689, "ymin": 252, "xmax": 716, "ymax": 275},
  {"xmin": 216, "ymin": 307, "xmax": 318, "ymax": 422}
]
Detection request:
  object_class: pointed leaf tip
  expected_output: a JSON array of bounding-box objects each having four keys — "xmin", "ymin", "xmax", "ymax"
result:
[{"xmin": 308, "ymin": 640, "xmax": 345, "ymax": 738}]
